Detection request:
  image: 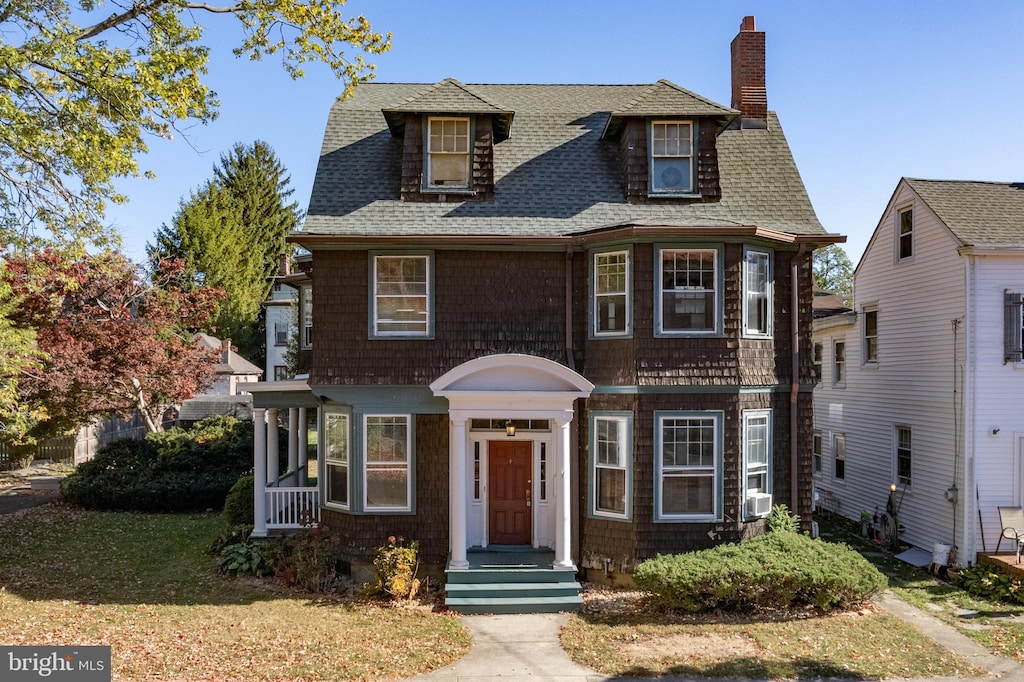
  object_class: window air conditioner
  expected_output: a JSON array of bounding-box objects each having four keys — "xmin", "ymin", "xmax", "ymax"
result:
[{"xmin": 746, "ymin": 492, "xmax": 772, "ymax": 517}]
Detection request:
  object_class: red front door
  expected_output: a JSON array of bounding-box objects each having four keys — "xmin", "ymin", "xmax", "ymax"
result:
[{"xmin": 488, "ymin": 441, "xmax": 532, "ymax": 545}]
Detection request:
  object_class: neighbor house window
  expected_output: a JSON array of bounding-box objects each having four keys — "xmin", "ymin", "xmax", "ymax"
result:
[
  {"xmin": 833, "ymin": 340, "xmax": 846, "ymax": 386},
  {"xmin": 834, "ymin": 433, "xmax": 846, "ymax": 481},
  {"xmin": 812, "ymin": 430, "xmax": 823, "ymax": 473},
  {"xmin": 657, "ymin": 248, "xmax": 719, "ymax": 335},
  {"xmin": 300, "ymin": 284, "xmax": 313, "ymax": 349},
  {"xmin": 1004, "ymin": 291, "xmax": 1023, "ymax": 364},
  {"xmin": 273, "ymin": 365, "xmax": 289, "ymax": 381},
  {"xmin": 372, "ymin": 254, "xmax": 432, "ymax": 337},
  {"xmin": 655, "ymin": 412, "xmax": 721, "ymax": 521},
  {"xmin": 324, "ymin": 412, "xmax": 349, "ymax": 509},
  {"xmin": 364, "ymin": 415, "xmax": 412, "ymax": 511},
  {"xmin": 898, "ymin": 208, "xmax": 913, "ymax": 260},
  {"xmin": 274, "ymin": 322, "xmax": 288, "ymax": 347},
  {"xmin": 743, "ymin": 410, "xmax": 772, "ymax": 518},
  {"xmin": 427, "ymin": 117, "xmax": 470, "ymax": 189},
  {"xmin": 743, "ymin": 248, "xmax": 772, "ymax": 337},
  {"xmin": 590, "ymin": 413, "xmax": 632, "ymax": 520},
  {"xmin": 895, "ymin": 426, "xmax": 912, "ymax": 486},
  {"xmin": 649, "ymin": 121, "xmax": 694, "ymax": 194},
  {"xmin": 593, "ymin": 250, "xmax": 631, "ymax": 336},
  {"xmin": 863, "ymin": 308, "xmax": 878, "ymax": 363},
  {"xmin": 813, "ymin": 342, "xmax": 824, "ymax": 383}
]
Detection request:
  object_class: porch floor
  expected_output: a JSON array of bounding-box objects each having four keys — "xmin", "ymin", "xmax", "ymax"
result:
[
  {"xmin": 464, "ymin": 546, "xmax": 557, "ymax": 570},
  {"xmin": 978, "ymin": 552, "xmax": 1024, "ymax": 579}
]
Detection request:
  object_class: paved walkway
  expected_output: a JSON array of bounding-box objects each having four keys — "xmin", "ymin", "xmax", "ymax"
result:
[{"xmin": 413, "ymin": 594, "xmax": 1024, "ymax": 682}]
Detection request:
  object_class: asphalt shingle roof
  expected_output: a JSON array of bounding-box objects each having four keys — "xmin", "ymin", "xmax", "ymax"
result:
[
  {"xmin": 302, "ymin": 82, "xmax": 826, "ymax": 239},
  {"xmin": 904, "ymin": 178, "xmax": 1024, "ymax": 247}
]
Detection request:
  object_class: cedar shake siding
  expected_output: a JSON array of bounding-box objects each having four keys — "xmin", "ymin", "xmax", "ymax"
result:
[
  {"xmin": 400, "ymin": 113, "xmax": 495, "ymax": 202},
  {"xmin": 618, "ymin": 119, "xmax": 722, "ymax": 204}
]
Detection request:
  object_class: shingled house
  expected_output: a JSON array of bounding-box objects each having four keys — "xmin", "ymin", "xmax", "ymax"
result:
[{"xmin": 246, "ymin": 17, "xmax": 842, "ymax": 612}]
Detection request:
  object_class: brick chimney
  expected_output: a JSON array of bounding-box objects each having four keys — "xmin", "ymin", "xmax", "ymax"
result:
[
  {"xmin": 731, "ymin": 16, "xmax": 767, "ymax": 127},
  {"xmin": 278, "ymin": 253, "xmax": 291, "ymax": 276}
]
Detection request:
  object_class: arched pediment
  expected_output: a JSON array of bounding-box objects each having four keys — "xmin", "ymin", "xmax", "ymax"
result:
[{"xmin": 430, "ymin": 354, "xmax": 593, "ymax": 396}]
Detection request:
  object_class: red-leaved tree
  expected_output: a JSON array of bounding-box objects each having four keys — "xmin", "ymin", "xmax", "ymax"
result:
[{"xmin": 3, "ymin": 250, "xmax": 226, "ymax": 437}]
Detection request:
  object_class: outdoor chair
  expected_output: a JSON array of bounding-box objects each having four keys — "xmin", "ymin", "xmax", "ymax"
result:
[{"xmin": 996, "ymin": 506, "xmax": 1024, "ymax": 564}]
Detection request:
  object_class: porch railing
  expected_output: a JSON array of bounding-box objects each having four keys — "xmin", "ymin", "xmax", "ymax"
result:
[{"xmin": 265, "ymin": 487, "xmax": 320, "ymax": 529}]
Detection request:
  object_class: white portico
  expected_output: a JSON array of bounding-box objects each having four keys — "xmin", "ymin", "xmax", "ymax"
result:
[{"xmin": 429, "ymin": 354, "xmax": 594, "ymax": 570}]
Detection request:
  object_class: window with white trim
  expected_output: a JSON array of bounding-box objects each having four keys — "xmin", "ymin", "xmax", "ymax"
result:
[
  {"xmin": 1004, "ymin": 291, "xmax": 1023, "ymax": 364},
  {"xmin": 743, "ymin": 410, "xmax": 772, "ymax": 517},
  {"xmin": 895, "ymin": 426, "xmax": 912, "ymax": 486},
  {"xmin": 364, "ymin": 415, "xmax": 412, "ymax": 511},
  {"xmin": 863, "ymin": 308, "xmax": 878, "ymax": 363},
  {"xmin": 813, "ymin": 342, "xmax": 823, "ymax": 383},
  {"xmin": 372, "ymin": 255, "xmax": 431, "ymax": 337},
  {"xmin": 833, "ymin": 340, "xmax": 846, "ymax": 386},
  {"xmin": 427, "ymin": 117, "xmax": 470, "ymax": 189},
  {"xmin": 324, "ymin": 412, "xmax": 349, "ymax": 509},
  {"xmin": 898, "ymin": 208, "xmax": 913, "ymax": 260},
  {"xmin": 656, "ymin": 412, "xmax": 720, "ymax": 521},
  {"xmin": 650, "ymin": 121, "xmax": 694, "ymax": 194},
  {"xmin": 593, "ymin": 250, "xmax": 630, "ymax": 336},
  {"xmin": 300, "ymin": 284, "xmax": 313, "ymax": 349},
  {"xmin": 658, "ymin": 248, "xmax": 718, "ymax": 334},
  {"xmin": 590, "ymin": 414, "xmax": 632, "ymax": 519},
  {"xmin": 743, "ymin": 249, "xmax": 772, "ymax": 337},
  {"xmin": 812, "ymin": 430, "xmax": 822, "ymax": 474},
  {"xmin": 833, "ymin": 433, "xmax": 846, "ymax": 481},
  {"xmin": 274, "ymin": 322, "xmax": 288, "ymax": 347}
]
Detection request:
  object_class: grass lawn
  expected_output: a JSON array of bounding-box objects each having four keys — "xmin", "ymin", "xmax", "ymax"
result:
[{"xmin": 0, "ymin": 506, "xmax": 470, "ymax": 681}]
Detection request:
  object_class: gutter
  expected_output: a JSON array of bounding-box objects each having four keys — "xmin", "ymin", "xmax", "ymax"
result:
[{"xmin": 565, "ymin": 245, "xmax": 576, "ymax": 371}]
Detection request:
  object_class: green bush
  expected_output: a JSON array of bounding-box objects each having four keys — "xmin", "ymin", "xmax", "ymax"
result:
[
  {"xmin": 634, "ymin": 530, "xmax": 887, "ymax": 613},
  {"xmin": 956, "ymin": 564, "xmax": 1024, "ymax": 604},
  {"xmin": 223, "ymin": 474, "xmax": 255, "ymax": 526},
  {"xmin": 219, "ymin": 541, "xmax": 272, "ymax": 577},
  {"xmin": 61, "ymin": 416, "xmax": 254, "ymax": 512},
  {"xmin": 766, "ymin": 503, "xmax": 800, "ymax": 534},
  {"xmin": 370, "ymin": 536, "xmax": 421, "ymax": 601}
]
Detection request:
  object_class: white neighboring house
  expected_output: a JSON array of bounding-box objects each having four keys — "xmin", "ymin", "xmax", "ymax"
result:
[
  {"xmin": 265, "ymin": 281, "xmax": 297, "ymax": 382},
  {"xmin": 177, "ymin": 334, "xmax": 263, "ymax": 425},
  {"xmin": 813, "ymin": 178, "xmax": 1024, "ymax": 563}
]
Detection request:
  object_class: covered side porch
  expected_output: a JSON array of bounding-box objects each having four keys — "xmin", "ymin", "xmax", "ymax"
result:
[{"xmin": 243, "ymin": 381, "xmax": 320, "ymax": 536}]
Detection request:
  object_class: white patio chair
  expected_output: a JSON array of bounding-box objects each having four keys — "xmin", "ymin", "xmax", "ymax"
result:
[{"xmin": 996, "ymin": 506, "xmax": 1024, "ymax": 564}]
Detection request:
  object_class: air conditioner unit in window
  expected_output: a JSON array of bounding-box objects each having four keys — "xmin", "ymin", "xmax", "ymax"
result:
[{"xmin": 746, "ymin": 492, "xmax": 772, "ymax": 517}]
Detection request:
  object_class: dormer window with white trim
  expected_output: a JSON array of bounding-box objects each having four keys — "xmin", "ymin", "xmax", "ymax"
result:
[
  {"xmin": 649, "ymin": 121, "xmax": 694, "ymax": 195},
  {"xmin": 427, "ymin": 117, "xmax": 470, "ymax": 189}
]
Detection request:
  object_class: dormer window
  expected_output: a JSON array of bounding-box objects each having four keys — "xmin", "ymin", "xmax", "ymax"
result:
[
  {"xmin": 427, "ymin": 117, "xmax": 470, "ymax": 189},
  {"xmin": 650, "ymin": 121, "xmax": 694, "ymax": 195}
]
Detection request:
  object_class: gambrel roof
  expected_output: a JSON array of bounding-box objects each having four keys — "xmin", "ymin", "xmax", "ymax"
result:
[
  {"xmin": 302, "ymin": 82, "xmax": 827, "ymax": 239},
  {"xmin": 904, "ymin": 178, "xmax": 1024, "ymax": 247}
]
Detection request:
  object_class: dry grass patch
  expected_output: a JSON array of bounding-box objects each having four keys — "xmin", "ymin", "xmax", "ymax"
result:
[
  {"xmin": 562, "ymin": 587, "xmax": 986, "ymax": 679},
  {"xmin": 0, "ymin": 506, "xmax": 470, "ymax": 681}
]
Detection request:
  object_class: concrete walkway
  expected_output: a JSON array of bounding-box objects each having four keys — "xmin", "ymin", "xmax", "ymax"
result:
[{"xmin": 413, "ymin": 593, "xmax": 1024, "ymax": 682}]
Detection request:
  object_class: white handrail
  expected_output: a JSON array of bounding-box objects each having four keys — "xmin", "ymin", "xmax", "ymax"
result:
[{"xmin": 265, "ymin": 486, "xmax": 320, "ymax": 528}]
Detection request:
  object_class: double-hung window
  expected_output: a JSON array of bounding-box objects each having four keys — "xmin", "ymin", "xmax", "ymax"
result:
[
  {"xmin": 863, "ymin": 309, "xmax": 878, "ymax": 363},
  {"xmin": 427, "ymin": 117, "xmax": 470, "ymax": 189},
  {"xmin": 833, "ymin": 340, "xmax": 846, "ymax": 386},
  {"xmin": 364, "ymin": 415, "xmax": 412, "ymax": 511},
  {"xmin": 274, "ymin": 322, "xmax": 289, "ymax": 347},
  {"xmin": 300, "ymin": 284, "xmax": 313, "ymax": 349},
  {"xmin": 743, "ymin": 248, "xmax": 772, "ymax": 337},
  {"xmin": 895, "ymin": 426, "xmax": 912, "ymax": 486},
  {"xmin": 898, "ymin": 208, "xmax": 914, "ymax": 260},
  {"xmin": 593, "ymin": 250, "xmax": 630, "ymax": 336},
  {"xmin": 833, "ymin": 433, "xmax": 846, "ymax": 481},
  {"xmin": 655, "ymin": 412, "xmax": 721, "ymax": 521},
  {"xmin": 812, "ymin": 430, "xmax": 823, "ymax": 473},
  {"xmin": 590, "ymin": 413, "xmax": 632, "ymax": 519},
  {"xmin": 743, "ymin": 410, "xmax": 772, "ymax": 518},
  {"xmin": 324, "ymin": 412, "xmax": 350, "ymax": 509},
  {"xmin": 372, "ymin": 254, "xmax": 432, "ymax": 337},
  {"xmin": 658, "ymin": 248, "xmax": 719, "ymax": 335},
  {"xmin": 813, "ymin": 342, "xmax": 824, "ymax": 383},
  {"xmin": 650, "ymin": 121, "xmax": 694, "ymax": 194},
  {"xmin": 1004, "ymin": 291, "xmax": 1024, "ymax": 364}
]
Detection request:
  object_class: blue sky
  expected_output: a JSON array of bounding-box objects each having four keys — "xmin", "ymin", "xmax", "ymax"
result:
[{"xmin": 107, "ymin": 1, "xmax": 1024, "ymax": 267}]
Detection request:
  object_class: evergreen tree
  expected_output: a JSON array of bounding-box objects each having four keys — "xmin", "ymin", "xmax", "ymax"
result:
[{"xmin": 149, "ymin": 141, "xmax": 302, "ymax": 365}]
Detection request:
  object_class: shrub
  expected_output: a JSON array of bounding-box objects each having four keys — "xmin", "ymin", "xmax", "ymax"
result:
[
  {"xmin": 268, "ymin": 523, "xmax": 345, "ymax": 592},
  {"xmin": 956, "ymin": 564, "xmax": 1024, "ymax": 604},
  {"xmin": 370, "ymin": 536, "xmax": 421, "ymax": 601},
  {"xmin": 766, "ymin": 503, "xmax": 800, "ymax": 534},
  {"xmin": 223, "ymin": 474, "xmax": 255, "ymax": 526},
  {"xmin": 61, "ymin": 416, "xmax": 253, "ymax": 512},
  {"xmin": 219, "ymin": 541, "xmax": 272, "ymax": 577},
  {"xmin": 634, "ymin": 531, "xmax": 887, "ymax": 613}
]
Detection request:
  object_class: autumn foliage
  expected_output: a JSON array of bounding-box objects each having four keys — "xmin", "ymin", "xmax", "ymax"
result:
[{"xmin": 2, "ymin": 250, "xmax": 225, "ymax": 439}]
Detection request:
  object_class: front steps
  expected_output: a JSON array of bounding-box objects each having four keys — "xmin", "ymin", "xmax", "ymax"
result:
[{"xmin": 444, "ymin": 547, "xmax": 583, "ymax": 614}]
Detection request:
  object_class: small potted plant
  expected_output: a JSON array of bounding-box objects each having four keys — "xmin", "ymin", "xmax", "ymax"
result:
[{"xmin": 860, "ymin": 510, "xmax": 871, "ymax": 537}]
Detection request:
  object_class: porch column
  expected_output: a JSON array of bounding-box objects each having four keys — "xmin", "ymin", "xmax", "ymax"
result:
[
  {"xmin": 287, "ymin": 408, "xmax": 299, "ymax": 485},
  {"xmin": 297, "ymin": 407, "xmax": 308, "ymax": 487},
  {"xmin": 267, "ymin": 408, "xmax": 279, "ymax": 485},
  {"xmin": 554, "ymin": 414, "xmax": 574, "ymax": 569},
  {"xmin": 253, "ymin": 408, "xmax": 268, "ymax": 537},
  {"xmin": 450, "ymin": 416, "xmax": 470, "ymax": 569}
]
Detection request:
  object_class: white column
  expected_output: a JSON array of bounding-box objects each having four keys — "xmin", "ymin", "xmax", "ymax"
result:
[
  {"xmin": 298, "ymin": 407, "xmax": 309, "ymax": 487},
  {"xmin": 267, "ymin": 408, "xmax": 280, "ymax": 485},
  {"xmin": 554, "ymin": 414, "xmax": 574, "ymax": 569},
  {"xmin": 449, "ymin": 416, "xmax": 470, "ymax": 569},
  {"xmin": 287, "ymin": 408, "xmax": 299, "ymax": 485},
  {"xmin": 253, "ymin": 408, "xmax": 267, "ymax": 537}
]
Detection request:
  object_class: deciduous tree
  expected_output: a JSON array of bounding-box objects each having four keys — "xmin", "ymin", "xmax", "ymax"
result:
[
  {"xmin": 813, "ymin": 244, "xmax": 854, "ymax": 307},
  {"xmin": 2, "ymin": 250, "xmax": 226, "ymax": 439}
]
